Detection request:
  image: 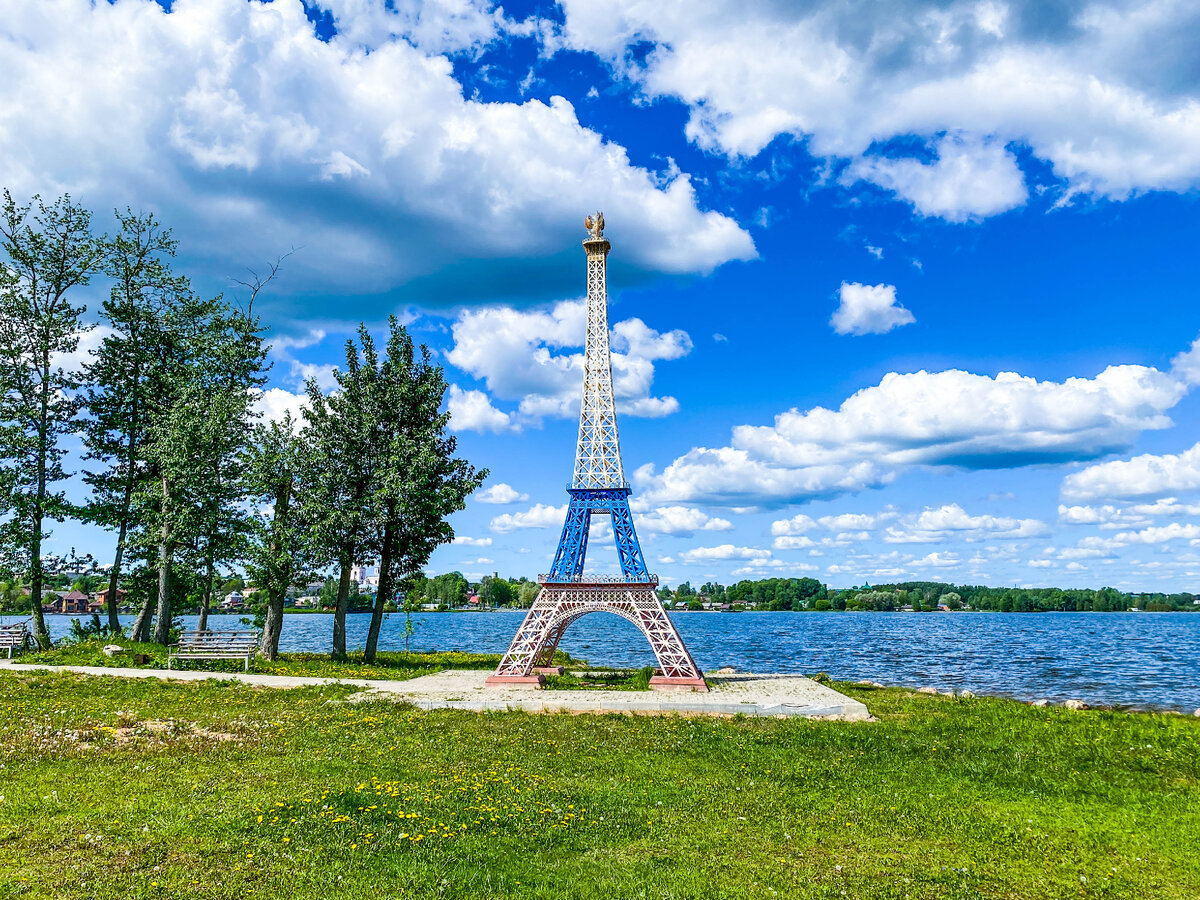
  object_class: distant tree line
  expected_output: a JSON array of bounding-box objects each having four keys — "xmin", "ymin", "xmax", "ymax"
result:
[
  {"xmin": 0, "ymin": 191, "xmax": 484, "ymax": 659},
  {"xmin": 648, "ymin": 577, "xmax": 1197, "ymax": 613}
]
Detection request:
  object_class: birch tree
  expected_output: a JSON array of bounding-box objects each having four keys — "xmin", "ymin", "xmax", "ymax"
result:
[
  {"xmin": 139, "ymin": 293, "xmax": 265, "ymax": 645},
  {"xmin": 362, "ymin": 318, "xmax": 484, "ymax": 662},
  {"xmin": 81, "ymin": 210, "xmax": 184, "ymax": 633},
  {"xmin": 244, "ymin": 414, "xmax": 317, "ymax": 659},
  {"xmin": 0, "ymin": 192, "xmax": 105, "ymax": 646},
  {"xmin": 303, "ymin": 328, "xmax": 381, "ymax": 660}
]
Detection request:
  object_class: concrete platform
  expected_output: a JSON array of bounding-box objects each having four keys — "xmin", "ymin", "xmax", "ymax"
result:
[
  {"xmin": 386, "ymin": 670, "xmax": 870, "ymax": 719},
  {"xmin": 0, "ymin": 661, "xmax": 870, "ymax": 720}
]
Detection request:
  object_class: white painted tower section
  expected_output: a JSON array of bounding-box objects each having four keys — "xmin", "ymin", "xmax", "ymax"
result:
[{"xmin": 572, "ymin": 213, "xmax": 625, "ymax": 489}]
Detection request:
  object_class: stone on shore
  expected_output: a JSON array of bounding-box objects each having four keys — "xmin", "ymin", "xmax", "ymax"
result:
[
  {"xmin": 1031, "ymin": 699, "xmax": 1050, "ymax": 707},
  {"xmin": 1064, "ymin": 699, "xmax": 1089, "ymax": 710},
  {"xmin": 916, "ymin": 686, "xmax": 938, "ymax": 694},
  {"xmin": 958, "ymin": 690, "xmax": 975, "ymax": 699},
  {"xmin": 102, "ymin": 645, "xmax": 124, "ymax": 657}
]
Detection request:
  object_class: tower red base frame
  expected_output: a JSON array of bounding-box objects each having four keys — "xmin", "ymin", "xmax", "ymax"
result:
[{"xmin": 486, "ymin": 581, "xmax": 707, "ymax": 692}]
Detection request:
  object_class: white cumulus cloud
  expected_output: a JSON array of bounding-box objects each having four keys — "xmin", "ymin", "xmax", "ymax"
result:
[
  {"xmin": 0, "ymin": 0, "xmax": 753, "ymax": 321},
  {"xmin": 847, "ymin": 135, "xmax": 1028, "ymax": 221},
  {"xmin": 452, "ymin": 535, "xmax": 493, "ymax": 547},
  {"xmin": 679, "ymin": 544, "xmax": 772, "ymax": 562},
  {"xmin": 446, "ymin": 300, "xmax": 691, "ymax": 427},
  {"xmin": 831, "ymin": 282, "xmax": 915, "ymax": 336},
  {"xmin": 883, "ymin": 504, "xmax": 1048, "ymax": 543},
  {"xmin": 447, "ymin": 385, "xmax": 517, "ymax": 434},
  {"xmin": 635, "ymin": 506, "xmax": 733, "ymax": 536},
  {"xmin": 252, "ymin": 387, "xmax": 309, "ymax": 428},
  {"xmin": 473, "ymin": 483, "xmax": 530, "ymax": 504},
  {"xmin": 1061, "ymin": 441, "xmax": 1200, "ymax": 501},
  {"xmin": 638, "ymin": 357, "xmax": 1187, "ymax": 505},
  {"xmin": 489, "ymin": 503, "xmax": 567, "ymax": 533},
  {"xmin": 556, "ymin": 0, "xmax": 1200, "ymax": 219}
]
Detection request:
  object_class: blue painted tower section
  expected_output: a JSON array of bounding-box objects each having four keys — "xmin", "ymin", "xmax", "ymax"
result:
[{"xmin": 546, "ymin": 487, "xmax": 650, "ymax": 583}]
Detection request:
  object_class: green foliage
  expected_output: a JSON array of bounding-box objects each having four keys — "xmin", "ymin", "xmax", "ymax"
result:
[
  {"xmin": 0, "ymin": 190, "xmax": 106, "ymax": 646},
  {"xmin": 64, "ymin": 613, "xmax": 122, "ymax": 643},
  {"xmin": 0, "ymin": 194, "xmax": 494, "ymax": 662},
  {"xmin": 681, "ymin": 576, "xmax": 1200, "ymax": 613},
  {"xmin": 353, "ymin": 317, "xmax": 486, "ymax": 660},
  {"xmin": 727, "ymin": 577, "xmax": 826, "ymax": 610},
  {"xmin": 517, "ymin": 580, "xmax": 540, "ymax": 608},
  {"xmin": 0, "ymin": 673, "xmax": 1196, "ymax": 899},
  {"xmin": 836, "ymin": 580, "xmax": 1198, "ymax": 612},
  {"xmin": 0, "ymin": 578, "xmax": 29, "ymax": 613},
  {"xmin": 301, "ymin": 326, "xmax": 386, "ymax": 657},
  {"xmin": 243, "ymin": 414, "xmax": 319, "ymax": 658},
  {"xmin": 80, "ymin": 210, "xmax": 187, "ymax": 631},
  {"xmin": 422, "ymin": 572, "xmax": 469, "ymax": 608},
  {"xmin": 478, "ymin": 574, "xmax": 516, "ymax": 608}
]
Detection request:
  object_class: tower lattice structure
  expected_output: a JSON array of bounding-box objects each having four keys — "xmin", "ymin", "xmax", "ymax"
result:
[{"xmin": 487, "ymin": 214, "xmax": 707, "ymax": 691}]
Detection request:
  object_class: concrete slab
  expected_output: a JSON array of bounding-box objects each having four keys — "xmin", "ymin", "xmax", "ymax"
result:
[{"xmin": 0, "ymin": 661, "xmax": 871, "ymax": 720}]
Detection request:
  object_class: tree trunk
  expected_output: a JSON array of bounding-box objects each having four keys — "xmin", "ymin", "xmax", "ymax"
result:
[
  {"xmin": 28, "ymin": 522, "xmax": 49, "ymax": 648},
  {"xmin": 130, "ymin": 547, "xmax": 154, "ymax": 642},
  {"xmin": 197, "ymin": 545, "xmax": 214, "ymax": 633},
  {"xmin": 332, "ymin": 554, "xmax": 353, "ymax": 660},
  {"xmin": 259, "ymin": 475, "xmax": 292, "ymax": 660},
  {"xmin": 105, "ymin": 520, "xmax": 127, "ymax": 634},
  {"xmin": 29, "ymin": 371, "xmax": 50, "ymax": 649},
  {"xmin": 261, "ymin": 585, "xmax": 286, "ymax": 661},
  {"xmin": 130, "ymin": 592, "xmax": 153, "ymax": 643},
  {"xmin": 364, "ymin": 509, "xmax": 396, "ymax": 663},
  {"xmin": 152, "ymin": 477, "xmax": 173, "ymax": 645},
  {"xmin": 108, "ymin": 394, "xmax": 139, "ymax": 635}
]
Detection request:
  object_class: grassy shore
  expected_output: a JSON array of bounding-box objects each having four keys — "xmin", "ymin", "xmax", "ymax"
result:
[
  {"xmin": 24, "ymin": 637, "xmax": 504, "ymax": 681},
  {"xmin": 0, "ymin": 670, "xmax": 1196, "ymax": 900}
]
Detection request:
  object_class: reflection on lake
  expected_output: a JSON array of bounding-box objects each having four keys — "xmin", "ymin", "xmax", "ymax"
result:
[{"xmin": 14, "ymin": 609, "xmax": 1199, "ymax": 712}]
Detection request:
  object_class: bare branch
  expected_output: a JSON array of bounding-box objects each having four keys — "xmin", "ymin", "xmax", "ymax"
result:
[{"xmin": 229, "ymin": 247, "xmax": 298, "ymax": 319}]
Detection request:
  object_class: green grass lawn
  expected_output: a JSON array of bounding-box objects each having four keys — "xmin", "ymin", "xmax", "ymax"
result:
[
  {"xmin": 23, "ymin": 637, "xmax": 504, "ymax": 681},
  {"xmin": 0, "ymin": 671, "xmax": 1196, "ymax": 900}
]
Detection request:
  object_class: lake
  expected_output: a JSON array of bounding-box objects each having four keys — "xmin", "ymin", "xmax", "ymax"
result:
[{"xmin": 15, "ymin": 609, "xmax": 1200, "ymax": 712}]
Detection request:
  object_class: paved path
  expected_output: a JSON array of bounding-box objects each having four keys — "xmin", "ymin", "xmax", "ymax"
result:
[{"xmin": 0, "ymin": 660, "xmax": 871, "ymax": 720}]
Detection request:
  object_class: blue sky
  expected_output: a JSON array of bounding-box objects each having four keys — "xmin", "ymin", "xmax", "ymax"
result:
[{"xmin": 7, "ymin": 0, "xmax": 1200, "ymax": 590}]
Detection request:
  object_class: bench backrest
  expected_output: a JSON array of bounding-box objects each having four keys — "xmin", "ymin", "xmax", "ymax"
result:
[
  {"xmin": 176, "ymin": 630, "xmax": 258, "ymax": 651},
  {"xmin": 0, "ymin": 622, "xmax": 30, "ymax": 649}
]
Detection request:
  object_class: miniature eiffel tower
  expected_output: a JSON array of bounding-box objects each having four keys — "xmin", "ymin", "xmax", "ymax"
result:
[{"xmin": 486, "ymin": 214, "xmax": 707, "ymax": 691}]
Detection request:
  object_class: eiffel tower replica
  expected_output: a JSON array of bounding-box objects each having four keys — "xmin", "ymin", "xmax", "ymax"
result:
[{"xmin": 487, "ymin": 213, "xmax": 707, "ymax": 691}]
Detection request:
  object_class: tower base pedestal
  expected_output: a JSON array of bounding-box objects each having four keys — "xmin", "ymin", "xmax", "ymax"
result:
[
  {"xmin": 484, "ymin": 674, "xmax": 546, "ymax": 689},
  {"xmin": 649, "ymin": 675, "xmax": 709, "ymax": 692},
  {"xmin": 488, "ymin": 582, "xmax": 707, "ymax": 692}
]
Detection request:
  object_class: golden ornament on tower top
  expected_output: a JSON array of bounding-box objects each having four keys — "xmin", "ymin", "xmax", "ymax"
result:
[{"xmin": 584, "ymin": 211, "xmax": 605, "ymax": 239}]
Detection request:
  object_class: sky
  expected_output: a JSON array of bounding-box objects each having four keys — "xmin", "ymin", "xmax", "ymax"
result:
[{"xmin": 5, "ymin": 0, "xmax": 1200, "ymax": 591}]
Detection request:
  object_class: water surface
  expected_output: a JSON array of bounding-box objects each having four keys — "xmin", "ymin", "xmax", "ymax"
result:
[{"xmin": 14, "ymin": 609, "xmax": 1199, "ymax": 712}]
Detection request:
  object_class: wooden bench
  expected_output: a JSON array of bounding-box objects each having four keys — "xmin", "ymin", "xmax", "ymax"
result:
[
  {"xmin": 168, "ymin": 629, "xmax": 259, "ymax": 672},
  {"xmin": 0, "ymin": 621, "xmax": 33, "ymax": 658}
]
